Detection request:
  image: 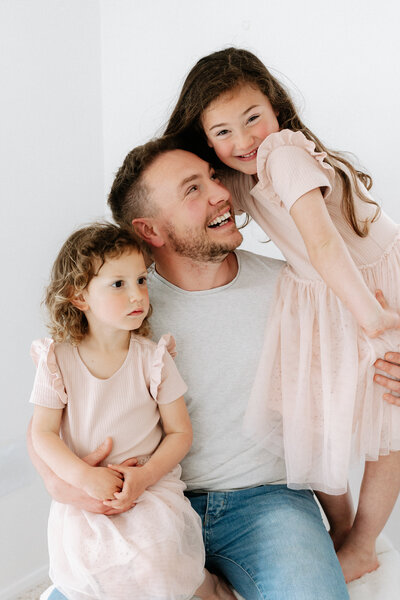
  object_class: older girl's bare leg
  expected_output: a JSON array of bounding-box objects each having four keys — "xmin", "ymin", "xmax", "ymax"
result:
[{"xmin": 337, "ymin": 451, "xmax": 400, "ymax": 582}]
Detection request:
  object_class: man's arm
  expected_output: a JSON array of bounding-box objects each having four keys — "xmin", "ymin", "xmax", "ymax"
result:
[
  {"xmin": 27, "ymin": 419, "xmax": 137, "ymax": 515},
  {"xmin": 374, "ymin": 352, "xmax": 400, "ymax": 406}
]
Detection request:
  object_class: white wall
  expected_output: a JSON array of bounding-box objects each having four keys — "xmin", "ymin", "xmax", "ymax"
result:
[
  {"xmin": 0, "ymin": 1, "xmax": 104, "ymax": 596},
  {"xmin": 2, "ymin": 0, "xmax": 400, "ymax": 595},
  {"xmin": 100, "ymin": 0, "xmax": 400, "ymax": 548}
]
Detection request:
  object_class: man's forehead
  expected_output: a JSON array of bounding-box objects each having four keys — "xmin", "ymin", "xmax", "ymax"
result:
[{"xmin": 145, "ymin": 149, "xmax": 209, "ymax": 187}]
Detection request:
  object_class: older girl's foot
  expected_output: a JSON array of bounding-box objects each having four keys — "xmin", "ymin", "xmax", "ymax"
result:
[{"xmin": 337, "ymin": 539, "xmax": 379, "ymax": 582}]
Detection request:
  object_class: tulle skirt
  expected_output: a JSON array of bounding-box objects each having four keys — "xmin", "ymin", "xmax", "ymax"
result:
[
  {"xmin": 48, "ymin": 465, "xmax": 205, "ymax": 600},
  {"xmin": 244, "ymin": 235, "xmax": 400, "ymax": 494}
]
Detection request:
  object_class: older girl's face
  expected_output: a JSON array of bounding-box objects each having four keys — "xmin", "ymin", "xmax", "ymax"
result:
[{"xmin": 201, "ymin": 83, "xmax": 280, "ymax": 175}]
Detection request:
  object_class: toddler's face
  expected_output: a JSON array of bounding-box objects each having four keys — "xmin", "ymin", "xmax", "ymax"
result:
[
  {"xmin": 81, "ymin": 250, "xmax": 150, "ymax": 335},
  {"xmin": 201, "ymin": 83, "xmax": 280, "ymax": 175}
]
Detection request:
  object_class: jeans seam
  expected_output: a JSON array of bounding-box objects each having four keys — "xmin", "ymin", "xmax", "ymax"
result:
[
  {"xmin": 204, "ymin": 493, "xmax": 210, "ymax": 550},
  {"xmin": 208, "ymin": 553, "xmax": 267, "ymax": 600}
]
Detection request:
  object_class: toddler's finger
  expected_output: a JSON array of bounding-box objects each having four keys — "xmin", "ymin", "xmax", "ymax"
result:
[{"xmin": 108, "ymin": 465, "xmax": 124, "ymax": 477}]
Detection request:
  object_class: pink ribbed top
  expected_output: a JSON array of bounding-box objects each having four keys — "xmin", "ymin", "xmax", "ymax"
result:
[{"xmin": 29, "ymin": 333, "xmax": 187, "ymax": 465}]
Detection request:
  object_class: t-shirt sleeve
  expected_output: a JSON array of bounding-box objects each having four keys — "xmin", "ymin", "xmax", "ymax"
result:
[
  {"xmin": 257, "ymin": 129, "xmax": 335, "ymax": 212},
  {"xmin": 149, "ymin": 334, "xmax": 188, "ymax": 405},
  {"xmin": 29, "ymin": 338, "xmax": 67, "ymax": 409}
]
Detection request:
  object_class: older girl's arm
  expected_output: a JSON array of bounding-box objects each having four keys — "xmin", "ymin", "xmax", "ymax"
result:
[{"xmin": 290, "ymin": 188, "xmax": 400, "ymax": 337}]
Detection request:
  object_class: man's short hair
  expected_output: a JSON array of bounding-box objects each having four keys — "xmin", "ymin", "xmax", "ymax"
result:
[{"xmin": 108, "ymin": 136, "xmax": 183, "ymax": 230}]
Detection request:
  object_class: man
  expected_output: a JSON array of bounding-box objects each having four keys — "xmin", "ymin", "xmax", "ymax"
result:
[{"xmin": 29, "ymin": 137, "xmax": 400, "ymax": 600}]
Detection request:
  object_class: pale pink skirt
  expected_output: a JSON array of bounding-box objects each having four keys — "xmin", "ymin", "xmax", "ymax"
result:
[
  {"xmin": 48, "ymin": 465, "xmax": 205, "ymax": 600},
  {"xmin": 244, "ymin": 235, "xmax": 400, "ymax": 494}
]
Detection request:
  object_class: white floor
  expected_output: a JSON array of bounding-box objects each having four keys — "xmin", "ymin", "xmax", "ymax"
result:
[
  {"xmin": 32, "ymin": 534, "xmax": 400, "ymax": 600},
  {"xmin": 15, "ymin": 580, "xmax": 50, "ymax": 600}
]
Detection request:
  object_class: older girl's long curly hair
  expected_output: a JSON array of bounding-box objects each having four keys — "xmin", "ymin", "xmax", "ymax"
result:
[
  {"xmin": 45, "ymin": 222, "xmax": 152, "ymax": 345},
  {"xmin": 165, "ymin": 47, "xmax": 380, "ymax": 237}
]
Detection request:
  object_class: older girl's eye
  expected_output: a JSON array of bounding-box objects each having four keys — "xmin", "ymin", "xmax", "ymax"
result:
[
  {"xmin": 216, "ymin": 129, "xmax": 229, "ymax": 137},
  {"xmin": 112, "ymin": 280, "xmax": 124, "ymax": 288},
  {"xmin": 248, "ymin": 114, "xmax": 259, "ymax": 124}
]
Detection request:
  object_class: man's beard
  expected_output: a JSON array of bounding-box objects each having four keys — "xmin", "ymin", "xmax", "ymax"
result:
[{"xmin": 165, "ymin": 222, "xmax": 242, "ymax": 263}]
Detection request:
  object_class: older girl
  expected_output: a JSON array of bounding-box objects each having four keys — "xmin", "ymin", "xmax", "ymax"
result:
[{"xmin": 165, "ymin": 47, "xmax": 400, "ymax": 582}]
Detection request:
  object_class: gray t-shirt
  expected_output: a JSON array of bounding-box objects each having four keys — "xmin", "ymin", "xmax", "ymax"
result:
[{"xmin": 148, "ymin": 250, "xmax": 287, "ymax": 491}]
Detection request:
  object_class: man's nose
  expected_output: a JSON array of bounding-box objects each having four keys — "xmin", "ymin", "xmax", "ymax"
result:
[{"xmin": 208, "ymin": 180, "xmax": 231, "ymax": 205}]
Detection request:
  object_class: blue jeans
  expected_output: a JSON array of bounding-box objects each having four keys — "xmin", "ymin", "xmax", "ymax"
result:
[
  {"xmin": 48, "ymin": 485, "xmax": 348, "ymax": 600},
  {"xmin": 187, "ymin": 485, "xmax": 349, "ymax": 600}
]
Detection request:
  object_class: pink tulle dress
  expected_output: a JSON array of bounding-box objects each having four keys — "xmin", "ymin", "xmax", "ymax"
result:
[
  {"xmin": 29, "ymin": 334, "xmax": 205, "ymax": 600},
  {"xmin": 233, "ymin": 129, "xmax": 400, "ymax": 494}
]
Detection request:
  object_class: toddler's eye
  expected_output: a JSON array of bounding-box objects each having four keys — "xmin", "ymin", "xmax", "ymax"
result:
[
  {"xmin": 112, "ymin": 280, "xmax": 124, "ymax": 288},
  {"xmin": 137, "ymin": 276, "xmax": 147, "ymax": 285},
  {"xmin": 248, "ymin": 115, "xmax": 259, "ymax": 123}
]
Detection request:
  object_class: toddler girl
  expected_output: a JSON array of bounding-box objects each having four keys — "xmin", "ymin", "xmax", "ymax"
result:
[
  {"xmin": 30, "ymin": 222, "xmax": 235, "ymax": 600},
  {"xmin": 165, "ymin": 47, "xmax": 400, "ymax": 582}
]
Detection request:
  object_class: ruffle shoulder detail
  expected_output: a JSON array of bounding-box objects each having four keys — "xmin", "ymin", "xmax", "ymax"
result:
[
  {"xmin": 256, "ymin": 129, "xmax": 334, "ymax": 190},
  {"xmin": 30, "ymin": 338, "xmax": 67, "ymax": 405},
  {"xmin": 149, "ymin": 333, "xmax": 177, "ymax": 400}
]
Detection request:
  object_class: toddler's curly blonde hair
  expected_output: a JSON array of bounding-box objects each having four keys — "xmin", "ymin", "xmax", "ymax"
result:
[{"xmin": 45, "ymin": 222, "xmax": 152, "ymax": 345}]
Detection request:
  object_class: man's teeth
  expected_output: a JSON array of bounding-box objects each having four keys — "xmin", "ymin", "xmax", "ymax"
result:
[{"xmin": 208, "ymin": 211, "xmax": 231, "ymax": 228}]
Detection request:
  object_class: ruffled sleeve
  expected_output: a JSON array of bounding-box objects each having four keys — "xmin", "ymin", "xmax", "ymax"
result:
[
  {"xmin": 256, "ymin": 129, "xmax": 335, "ymax": 212},
  {"xmin": 149, "ymin": 334, "xmax": 188, "ymax": 404},
  {"xmin": 29, "ymin": 338, "xmax": 67, "ymax": 408}
]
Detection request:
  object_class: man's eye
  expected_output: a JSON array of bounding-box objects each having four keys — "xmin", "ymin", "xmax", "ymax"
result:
[
  {"xmin": 210, "ymin": 172, "xmax": 220, "ymax": 182},
  {"xmin": 112, "ymin": 280, "xmax": 124, "ymax": 288},
  {"xmin": 187, "ymin": 185, "xmax": 198, "ymax": 194},
  {"xmin": 137, "ymin": 277, "xmax": 147, "ymax": 285}
]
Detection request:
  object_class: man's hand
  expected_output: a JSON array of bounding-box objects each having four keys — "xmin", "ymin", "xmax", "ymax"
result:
[
  {"xmin": 374, "ymin": 352, "xmax": 400, "ymax": 406},
  {"xmin": 27, "ymin": 421, "xmax": 140, "ymax": 515}
]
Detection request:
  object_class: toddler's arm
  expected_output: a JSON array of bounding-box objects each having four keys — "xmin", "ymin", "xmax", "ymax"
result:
[
  {"xmin": 290, "ymin": 188, "xmax": 400, "ymax": 337},
  {"xmin": 104, "ymin": 396, "xmax": 192, "ymax": 510},
  {"xmin": 31, "ymin": 406, "xmax": 123, "ymax": 501},
  {"xmin": 27, "ymin": 420, "xmax": 139, "ymax": 514}
]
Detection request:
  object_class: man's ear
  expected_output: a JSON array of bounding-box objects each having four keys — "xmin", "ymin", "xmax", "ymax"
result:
[
  {"xmin": 70, "ymin": 292, "xmax": 89, "ymax": 311},
  {"xmin": 132, "ymin": 218, "xmax": 165, "ymax": 248}
]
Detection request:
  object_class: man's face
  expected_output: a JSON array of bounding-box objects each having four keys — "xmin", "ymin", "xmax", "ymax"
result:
[{"xmin": 143, "ymin": 150, "xmax": 243, "ymax": 262}]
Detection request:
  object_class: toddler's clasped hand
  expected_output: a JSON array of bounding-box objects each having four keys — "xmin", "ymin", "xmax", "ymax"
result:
[
  {"xmin": 83, "ymin": 465, "xmax": 124, "ymax": 501},
  {"xmin": 102, "ymin": 463, "xmax": 150, "ymax": 510}
]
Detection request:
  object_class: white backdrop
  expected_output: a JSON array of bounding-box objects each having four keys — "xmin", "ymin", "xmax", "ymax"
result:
[{"xmin": 1, "ymin": 0, "xmax": 400, "ymax": 596}]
